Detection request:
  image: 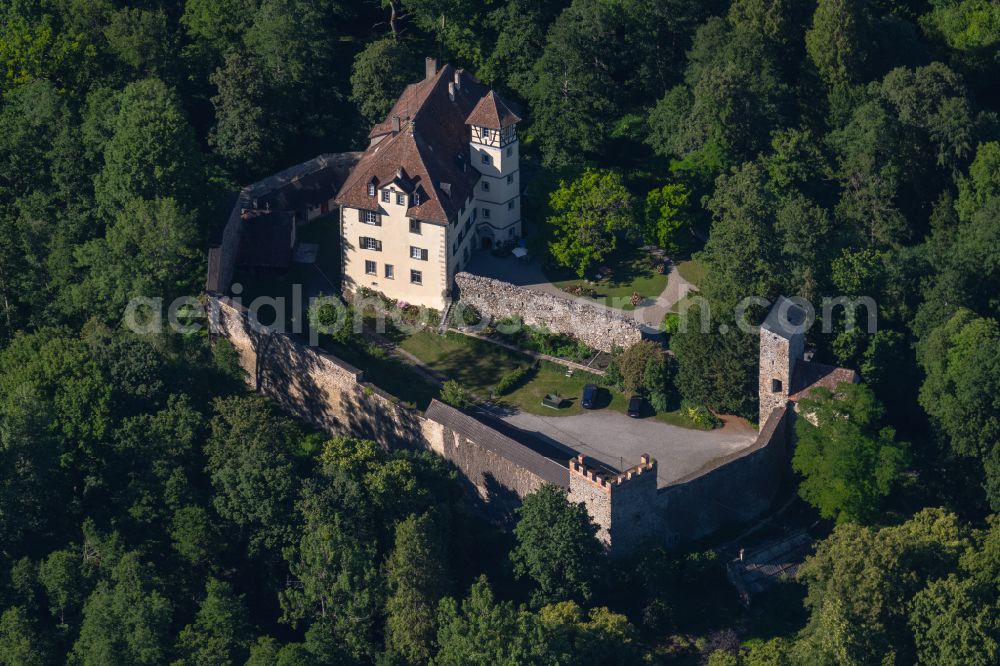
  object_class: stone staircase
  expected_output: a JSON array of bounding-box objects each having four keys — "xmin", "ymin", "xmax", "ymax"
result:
[{"xmin": 438, "ymin": 299, "xmax": 453, "ymax": 335}]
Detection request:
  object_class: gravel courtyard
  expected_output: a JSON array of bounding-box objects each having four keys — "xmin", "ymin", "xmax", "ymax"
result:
[{"xmin": 495, "ymin": 409, "xmax": 758, "ymax": 486}]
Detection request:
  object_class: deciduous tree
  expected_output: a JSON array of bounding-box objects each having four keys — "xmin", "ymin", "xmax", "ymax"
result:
[
  {"xmin": 510, "ymin": 484, "xmax": 603, "ymax": 605},
  {"xmin": 548, "ymin": 169, "xmax": 637, "ymax": 277},
  {"xmin": 793, "ymin": 383, "xmax": 909, "ymax": 523}
]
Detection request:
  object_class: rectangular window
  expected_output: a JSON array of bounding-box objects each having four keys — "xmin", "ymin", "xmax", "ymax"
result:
[
  {"xmin": 482, "ymin": 180, "xmax": 490, "ymax": 192},
  {"xmin": 413, "ymin": 193, "xmax": 421, "ymax": 206},
  {"xmin": 409, "ymin": 218, "xmax": 421, "ymax": 234},
  {"xmin": 368, "ymin": 183, "xmax": 375, "ymax": 196},
  {"xmin": 365, "ymin": 260, "xmax": 377, "ymax": 275},
  {"xmin": 410, "ymin": 270, "xmax": 422, "ymax": 285},
  {"xmin": 508, "ymin": 200, "xmax": 515, "ymax": 210},
  {"xmin": 384, "ymin": 264, "xmax": 394, "ymax": 279},
  {"xmin": 481, "ymin": 153, "xmax": 490, "ymax": 165},
  {"xmin": 507, "ymin": 174, "xmax": 514, "ymax": 185},
  {"xmin": 509, "ymin": 228, "xmax": 515, "ymax": 237},
  {"xmin": 482, "ymin": 208, "xmax": 490, "ymax": 219},
  {"xmin": 360, "ymin": 210, "xmax": 380, "ymax": 225},
  {"xmin": 396, "ymin": 192, "xmax": 405, "ymax": 206},
  {"xmin": 359, "ymin": 236, "xmax": 382, "ymax": 251},
  {"xmin": 772, "ymin": 379, "xmax": 783, "ymax": 393},
  {"xmin": 482, "ymin": 128, "xmax": 491, "ymax": 141},
  {"xmin": 410, "ymin": 246, "xmax": 428, "ymax": 260},
  {"xmin": 381, "ymin": 190, "xmax": 390, "ymax": 203}
]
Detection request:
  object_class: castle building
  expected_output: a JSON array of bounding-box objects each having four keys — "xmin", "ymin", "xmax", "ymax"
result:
[{"xmin": 335, "ymin": 58, "xmax": 522, "ymax": 310}]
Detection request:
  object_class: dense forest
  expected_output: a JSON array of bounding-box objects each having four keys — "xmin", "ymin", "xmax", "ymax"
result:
[{"xmin": 1, "ymin": 0, "xmax": 999, "ymax": 664}]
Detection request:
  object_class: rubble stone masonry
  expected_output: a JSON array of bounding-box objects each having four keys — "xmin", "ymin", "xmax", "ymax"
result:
[{"xmin": 454, "ymin": 272, "xmax": 645, "ymax": 352}]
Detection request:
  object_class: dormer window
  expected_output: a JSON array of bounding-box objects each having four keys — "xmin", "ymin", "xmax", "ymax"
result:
[
  {"xmin": 368, "ymin": 183, "xmax": 376, "ymax": 196},
  {"xmin": 413, "ymin": 192, "xmax": 421, "ymax": 206}
]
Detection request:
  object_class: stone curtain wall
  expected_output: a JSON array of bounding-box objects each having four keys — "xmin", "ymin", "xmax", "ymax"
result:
[
  {"xmin": 429, "ymin": 408, "xmax": 569, "ymax": 524},
  {"xmin": 208, "ymin": 295, "xmax": 791, "ymax": 555},
  {"xmin": 209, "ymin": 296, "xmax": 425, "ymax": 445},
  {"xmin": 454, "ymin": 272, "xmax": 645, "ymax": 353},
  {"xmin": 207, "ymin": 188, "xmax": 252, "ymax": 293},
  {"xmin": 654, "ymin": 407, "xmax": 790, "ymax": 546},
  {"xmin": 208, "ymin": 295, "xmax": 561, "ymax": 520}
]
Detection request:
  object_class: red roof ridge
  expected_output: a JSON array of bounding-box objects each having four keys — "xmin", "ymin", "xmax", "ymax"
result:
[{"xmin": 338, "ymin": 62, "xmax": 513, "ymax": 224}]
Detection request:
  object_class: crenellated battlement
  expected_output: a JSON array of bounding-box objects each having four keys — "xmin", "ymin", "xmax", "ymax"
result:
[{"xmin": 568, "ymin": 453, "xmax": 656, "ymax": 493}]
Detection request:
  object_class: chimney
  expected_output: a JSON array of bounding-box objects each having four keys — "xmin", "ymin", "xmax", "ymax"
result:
[
  {"xmin": 391, "ymin": 116, "xmax": 400, "ymax": 132},
  {"xmin": 425, "ymin": 57, "xmax": 437, "ymax": 80},
  {"xmin": 454, "ymin": 69, "xmax": 462, "ymax": 90},
  {"xmin": 448, "ymin": 82, "xmax": 455, "ymax": 101}
]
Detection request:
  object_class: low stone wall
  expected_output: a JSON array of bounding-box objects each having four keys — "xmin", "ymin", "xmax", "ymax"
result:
[{"xmin": 454, "ymin": 272, "xmax": 645, "ymax": 353}]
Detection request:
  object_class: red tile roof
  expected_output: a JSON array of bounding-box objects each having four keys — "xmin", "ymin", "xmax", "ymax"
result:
[
  {"xmin": 789, "ymin": 361, "xmax": 859, "ymax": 402},
  {"xmin": 465, "ymin": 90, "xmax": 522, "ymax": 129},
  {"xmin": 337, "ymin": 64, "xmax": 520, "ymax": 225}
]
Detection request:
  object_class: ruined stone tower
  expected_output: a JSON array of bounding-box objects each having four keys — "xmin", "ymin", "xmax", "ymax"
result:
[{"xmin": 759, "ymin": 297, "xmax": 808, "ymax": 428}]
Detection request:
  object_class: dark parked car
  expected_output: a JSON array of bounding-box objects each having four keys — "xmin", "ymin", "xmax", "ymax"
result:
[
  {"xmin": 581, "ymin": 384, "xmax": 598, "ymax": 409},
  {"xmin": 627, "ymin": 395, "xmax": 644, "ymax": 418}
]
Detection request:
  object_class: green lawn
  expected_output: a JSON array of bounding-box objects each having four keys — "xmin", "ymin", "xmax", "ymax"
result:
[
  {"xmin": 676, "ymin": 258, "xmax": 706, "ymax": 287},
  {"xmin": 503, "ymin": 362, "xmax": 626, "ymax": 416},
  {"xmin": 399, "ymin": 330, "xmax": 525, "ymax": 392},
  {"xmin": 546, "ymin": 247, "xmax": 669, "ymax": 311},
  {"xmin": 398, "ymin": 330, "xmax": 713, "ymax": 427},
  {"xmin": 322, "ymin": 338, "xmax": 440, "ymax": 411}
]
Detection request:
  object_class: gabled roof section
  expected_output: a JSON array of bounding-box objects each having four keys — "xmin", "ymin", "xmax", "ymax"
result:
[
  {"xmin": 789, "ymin": 362, "xmax": 859, "ymax": 402},
  {"xmin": 337, "ymin": 63, "xmax": 496, "ymax": 224},
  {"xmin": 465, "ymin": 90, "xmax": 522, "ymax": 129}
]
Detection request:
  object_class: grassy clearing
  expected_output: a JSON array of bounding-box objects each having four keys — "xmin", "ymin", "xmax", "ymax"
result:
[
  {"xmin": 653, "ymin": 407, "xmax": 719, "ymax": 431},
  {"xmin": 502, "ymin": 362, "xmax": 625, "ymax": 416},
  {"xmin": 676, "ymin": 258, "xmax": 706, "ymax": 287},
  {"xmin": 546, "ymin": 247, "xmax": 669, "ymax": 311},
  {"xmin": 399, "ymin": 331, "xmax": 610, "ymax": 413},
  {"xmin": 399, "ymin": 330, "xmax": 525, "ymax": 393}
]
